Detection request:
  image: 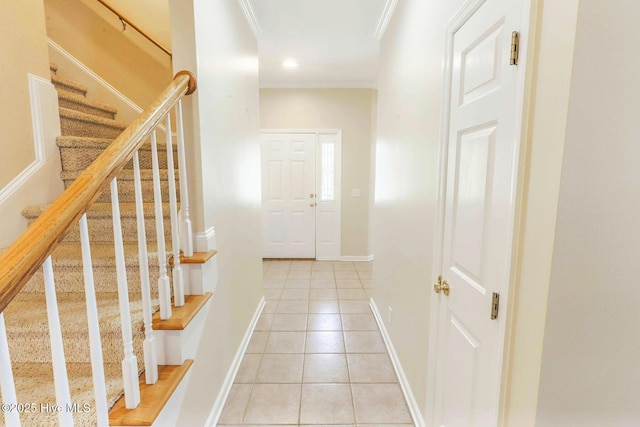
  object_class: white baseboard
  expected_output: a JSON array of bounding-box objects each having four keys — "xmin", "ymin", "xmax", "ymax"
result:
[
  {"xmin": 340, "ymin": 255, "xmax": 374, "ymax": 262},
  {"xmin": 205, "ymin": 297, "xmax": 265, "ymax": 427},
  {"xmin": 370, "ymin": 298, "xmax": 426, "ymax": 427},
  {"xmin": 194, "ymin": 227, "xmax": 216, "ymax": 252}
]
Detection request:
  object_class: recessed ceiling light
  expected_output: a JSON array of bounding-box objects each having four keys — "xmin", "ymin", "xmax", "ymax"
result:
[{"xmin": 282, "ymin": 59, "xmax": 298, "ymax": 69}]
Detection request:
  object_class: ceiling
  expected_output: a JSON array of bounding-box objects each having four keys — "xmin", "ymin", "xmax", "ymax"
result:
[{"xmin": 244, "ymin": 0, "xmax": 397, "ymax": 88}]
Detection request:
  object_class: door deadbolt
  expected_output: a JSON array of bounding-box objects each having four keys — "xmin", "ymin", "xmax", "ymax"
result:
[
  {"xmin": 433, "ymin": 275, "xmax": 450, "ymax": 296},
  {"xmin": 309, "ymin": 193, "xmax": 315, "ymax": 198}
]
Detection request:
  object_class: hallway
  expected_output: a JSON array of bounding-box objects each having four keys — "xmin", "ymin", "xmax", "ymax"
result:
[{"xmin": 217, "ymin": 260, "xmax": 414, "ymax": 425}]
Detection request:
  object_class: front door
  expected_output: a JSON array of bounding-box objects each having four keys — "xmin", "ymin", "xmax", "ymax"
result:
[
  {"xmin": 433, "ymin": 0, "xmax": 526, "ymax": 425},
  {"xmin": 261, "ymin": 133, "xmax": 316, "ymax": 258}
]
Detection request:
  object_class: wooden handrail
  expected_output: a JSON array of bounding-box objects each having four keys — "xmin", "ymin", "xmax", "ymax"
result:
[
  {"xmin": 97, "ymin": 0, "xmax": 172, "ymax": 57},
  {"xmin": 0, "ymin": 71, "xmax": 197, "ymax": 314}
]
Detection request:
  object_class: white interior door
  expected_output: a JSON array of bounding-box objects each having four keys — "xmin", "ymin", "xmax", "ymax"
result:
[
  {"xmin": 261, "ymin": 133, "xmax": 316, "ymax": 258},
  {"xmin": 433, "ymin": 0, "xmax": 525, "ymax": 425}
]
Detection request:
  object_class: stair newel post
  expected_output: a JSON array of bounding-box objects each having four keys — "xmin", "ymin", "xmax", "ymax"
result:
[
  {"xmin": 165, "ymin": 114, "xmax": 185, "ymax": 307},
  {"xmin": 0, "ymin": 313, "xmax": 20, "ymax": 427},
  {"xmin": 42, "ymin": 256, "xmax": 75, "ymax": 426},
  {"xmin": 176, "ymin": 100, "xmax": 193, "ymax": 257},
  {"xmin": 151, "ymin": 131, "xmax": 173, "ymax": 319},
  {"xmin": 132, "ymin": 151, "xmax": 159, "ymax": 384},
  {"xmin": 109, "ymin": 178, "xmax": 141, "ymax": 409},
  {"xmin": 78, "ymin": 214, "xmax": 109, "ymax": 426}
]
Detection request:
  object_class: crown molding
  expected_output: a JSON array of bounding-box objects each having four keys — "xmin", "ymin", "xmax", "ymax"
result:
[
  {"xmin": 373, "ymin": 0, "xmax": 399, "ymax": 41},
  {"xmin": 238, "ymin": 0, "xmax": 263, "ymax": 40}
]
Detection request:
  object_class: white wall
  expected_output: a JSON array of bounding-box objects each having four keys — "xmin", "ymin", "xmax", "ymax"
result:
[
  {"xmin": 373, "ymin": 0, "xmax": 465, "ymax": 420},
  {"xmin": 536, "ymin": 1, "xmax": 640, "ymax": 425},
  {"xmin": 260, "ymin": 88, "xmax": 376, "ymax": 257},
  {"xmin": 169, "ymin": 0, "xmax": 263, "ymax": 424}
]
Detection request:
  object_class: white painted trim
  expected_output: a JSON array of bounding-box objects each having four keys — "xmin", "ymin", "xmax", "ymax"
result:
[
  {"xmin": 194, "ymin": 227, "xmax": 216, "ymax": 252},
  {"xmin": 0, "ymin": 75, "xmax": 49, "ymax": 205},
  {"xmin": 238, "ymin": 0, "xmax": 263, "ymax": 40},
  {"xmin": 340, "ymin": 255, "xmax": 374, "ymax": 262},
  {"xmin": 373, "ymin": 0, "xmax": 399, "ymax": 41},
  {"xmin": 259, "ymin": 80, "xmax": 378, "ymax": 89},
  {"xmin": 370, "ymin": 298, "xmax": 426, "ymax": 427},
  {"xmin": 261, "ymin": 128, "xmax": 343, "ymax": 134},
  {"xmin": 205, "ymin": 297, "xmax": 265, "ymax": 427}
]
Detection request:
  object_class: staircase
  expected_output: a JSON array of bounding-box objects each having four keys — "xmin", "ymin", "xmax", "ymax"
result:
[{"xmin": 0, "ymin": 65, "xmax": 209, "ymax": 426}]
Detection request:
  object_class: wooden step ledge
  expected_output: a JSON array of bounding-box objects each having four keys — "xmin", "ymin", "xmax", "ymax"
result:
[
  {"xmin": 169, "ymin": 249, "xmax": 217, "ymax": 265},
  {"xmin": 109, "ymin": 360, "xmax": 193, "ymax": 426},
  {"xmin": 152, "ymin": 293, "xmax": 213, "ymax": 330}
]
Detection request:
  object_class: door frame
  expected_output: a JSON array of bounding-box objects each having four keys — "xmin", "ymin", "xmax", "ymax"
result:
[
  {"xmin": 261, "ymin": 129, "xmax": 343, "ymax": 260},
  {"xmin": 426, "ymin": 0, "xmax": 532, "ymax": 424}
]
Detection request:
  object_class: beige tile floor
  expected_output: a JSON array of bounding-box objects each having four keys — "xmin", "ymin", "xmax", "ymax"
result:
[{"xmin": 217, "ymin": 260, "xmax": 414, "ymax": 427}]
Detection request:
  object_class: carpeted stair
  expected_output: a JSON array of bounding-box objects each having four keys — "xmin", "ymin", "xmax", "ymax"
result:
[{"xmin": 0, "ymin": 64, "xmax": 180, "ymax": 426}]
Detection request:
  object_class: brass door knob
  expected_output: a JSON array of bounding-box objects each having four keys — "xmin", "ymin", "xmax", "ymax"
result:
[{"xmin": 433, "ymin": 275, "xmax": 450, "ymax": 296}]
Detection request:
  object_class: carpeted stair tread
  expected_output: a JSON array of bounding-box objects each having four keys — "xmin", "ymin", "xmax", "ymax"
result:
[
  {"xmin": 58, "ymin": 90, "xmax": 118, "ymax": 119},
  {"xmin": 60, "ymin": 169, "xmax": 178, "ymax": 204},
  {"xmin": 51, "ymin": 75, "xmax": 88, "ymax": 97},
  {"xmin": 23, "ymin": 202, "xmax": 172, "ymax": 220},
  {"xmin": 27, "ymin": 241, "xmax": 169, "ymax": 266},
  {"xmin": 60, "ymin": 168, "xmax": 174, "ymax": 183},
  {"xmin": 4, "ymin": 291, "xmax": 154, "ymax": 364},
  {"xmin": 22, "ymin": 202, "xmax": 174, "ymax": 244},
  {"xmin": 3, "ymin": 362, "xmax": 128, "ymax": 427},
  {"xmin": 60, "ymin": 107, "xmax": 128, "ymax": 139},
  {"xmin": 57, "ymin": 136, "xmax": 177, "ymax": 172}
]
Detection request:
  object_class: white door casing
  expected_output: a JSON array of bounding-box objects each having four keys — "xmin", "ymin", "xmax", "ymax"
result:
[
  {"xmin": 261, "ymin": 133, "xmax": 316, "ymax": 258},
  {"xmin": 430, "ymin": 0, "xmax": 528, "ymax": 425}
]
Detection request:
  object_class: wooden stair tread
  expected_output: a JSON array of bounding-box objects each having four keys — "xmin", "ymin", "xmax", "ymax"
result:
[
  {"xmin": 152, "ymin": 293, "xmax": 213, "ymax": 330},
  {"xmin": 170, "ymin": 249, "xmax": 218, "ymax": 265},
  {"xmin": 108, "ymin": 360, "xmax": 194, "ymax": 426}
]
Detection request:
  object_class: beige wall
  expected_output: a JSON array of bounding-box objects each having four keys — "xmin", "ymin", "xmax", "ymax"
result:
[
  {"xmin": 535, "ymin": 1, "xmax": 640, "ymax": 425},
  {"xmin": 44, "ymin": 0, "xmax": 172, "ymax": 109},
  {"xmin": 0, "ymin": 0, "xmax": 64, "ymax": 248},
  {"xmin": 373, "ymin": 0, "xmax": 465, "ymax": 420},
  {"xmin": 260, "ymin": 88, "xmax": 376, "ymax": 257},
  {"xmin": 170, "ymin": 0, "xmax": 263, "ymax": 424},
  {"xmin": 0, "ymin": 0, "xmax": 50, "ymax": 188}
]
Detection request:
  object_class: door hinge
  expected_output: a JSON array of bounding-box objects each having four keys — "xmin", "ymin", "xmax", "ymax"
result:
[
  {"xmin": 510, "ymin": 31, "xmax": 520, "ymax": 66},
  {"xmin": 491, "ymin": 292, "xmax": 500, "ymax": 320}
]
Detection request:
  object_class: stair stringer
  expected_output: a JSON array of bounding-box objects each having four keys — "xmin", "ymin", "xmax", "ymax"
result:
[{"xmin": 154, "ymin": 295, "xmax": 213, "ymax": 366}]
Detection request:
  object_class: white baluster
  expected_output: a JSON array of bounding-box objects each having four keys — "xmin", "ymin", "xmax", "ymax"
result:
[
  {"xmin": 165, "ymin": 114, "xmax": 185, "ymax": 307},
  {"xmin": 151, "ymin": 131, "xmax": 172, "ymax": 319},
  {"xmin": 132, "ymin": 151, "xmax": 159, "ymax": 384},
  {"xmin": 79, "ymin": 214, "xmax": 109, "ymax": 426},
  {"xmin": 176, "ymin": 101, "xmax": 193, "ymax": 257},
  {"xmin": 43, "ymin": 256, "xmax": 74, "ymax": 426},
  {"xmin": 110, "ymin": 179, "xmax": 141, "ymax": 409},
  {"xmin": 0, "ymin": 313, "xmax": 20, "ymax": 427}
]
